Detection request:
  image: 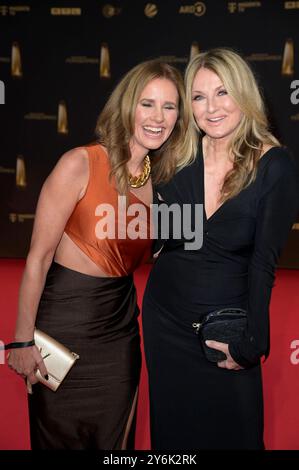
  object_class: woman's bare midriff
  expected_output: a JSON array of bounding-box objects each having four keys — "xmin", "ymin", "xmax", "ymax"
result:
[{"xmin": 54, "ymin": 232, "xmax": 111, "ymax": 277}]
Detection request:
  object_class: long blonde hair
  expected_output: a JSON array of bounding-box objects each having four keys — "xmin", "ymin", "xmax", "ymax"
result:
[
  {"xmin": 185, "ymin": 48, "xmax": 280, "ymax": 202},
  {"xmin": 96, "ymin": 59, "xmax": 195, "ymax": 194}
]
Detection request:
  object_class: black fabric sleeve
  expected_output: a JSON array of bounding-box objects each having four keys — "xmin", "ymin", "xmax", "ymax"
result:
[{"xmin": 229, "ymin": 151, "xmax": 299, "ymax": 367}]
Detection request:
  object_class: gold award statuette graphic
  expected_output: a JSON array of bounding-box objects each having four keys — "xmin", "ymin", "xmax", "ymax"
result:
[
  {"xmin": 57, "ymin": 100, "xmax": 68, "ymax": 134},
  {"xmin": 100, "ymin": 43, "xmax": 111, "ymax": 78},
  {"xmin": 282, "ymin": 39, "xmax": 294, "ymax": 76},
  {"xmin": 16, "ymin": 155, "xmax": 27, "ymax": 188},
  {"xmin": 11, "ymin": 41, "xmax": 22, "ymax": 77},
  {"xmin": 145, "ymin": 3, "xmax": 158, "ymax": 18},
  {"xmin": 190, "ymin": 42, "xmax": 200, "ymax": 61}
]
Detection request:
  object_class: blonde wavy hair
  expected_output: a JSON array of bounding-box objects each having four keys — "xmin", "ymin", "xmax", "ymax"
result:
[
  {"xmin": 96, "ymin": 59, "xmax": 195, "ymax": 194},
  {"xmin": 185, "ymin": 48, "xmax": 280, "ymax": 202}
]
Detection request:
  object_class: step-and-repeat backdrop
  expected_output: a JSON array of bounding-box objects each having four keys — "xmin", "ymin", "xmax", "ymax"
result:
[{"xmin": 0, "ymin": 0, "xmax": 298, "ymax": 264}]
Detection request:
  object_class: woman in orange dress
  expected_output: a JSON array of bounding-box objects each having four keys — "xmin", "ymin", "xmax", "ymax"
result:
[{"xmin": 7, "ymin": 59, "xmax": 194, "ymax": 449}]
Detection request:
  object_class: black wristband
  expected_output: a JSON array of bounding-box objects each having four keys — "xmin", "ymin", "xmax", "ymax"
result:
[{"xmin": 1, "ymin": 340, "xmax": 35, "ymax": 350}]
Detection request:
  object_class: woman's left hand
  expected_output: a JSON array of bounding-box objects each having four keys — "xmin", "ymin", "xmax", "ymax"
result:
[{"xmin": 205, "ymin": 340, "xmax": 243, "ymax": 370}]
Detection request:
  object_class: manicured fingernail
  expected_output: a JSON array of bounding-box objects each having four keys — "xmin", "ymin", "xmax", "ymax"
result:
[
  {"xmin": 44, "ymin": 374, "xmax": 49, "ymax": 380},
  {"xmin": 205, "ymin": 340, "xmax": 211, "ymax": 346}
]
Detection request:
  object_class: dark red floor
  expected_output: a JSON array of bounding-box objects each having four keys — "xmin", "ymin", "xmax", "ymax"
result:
[{"xmin": 1, "ymin": 259, "xmax": 299, "ymax": 449}]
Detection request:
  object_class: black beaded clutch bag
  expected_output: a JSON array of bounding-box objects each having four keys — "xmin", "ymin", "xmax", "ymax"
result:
[{"xmin": 192, "ymin": 308, "xmax": 247, "ymax": 363}]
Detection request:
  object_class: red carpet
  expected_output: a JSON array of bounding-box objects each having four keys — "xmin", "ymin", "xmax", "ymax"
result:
[{"xmin": 0, "ymin": 259, "xmax": 299, "ymax": 449}]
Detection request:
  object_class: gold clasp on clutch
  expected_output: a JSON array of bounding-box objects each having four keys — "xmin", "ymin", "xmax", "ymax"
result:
[{"xmin": 39, "ymin": 347, "xmax": 51, "ymax": 360}]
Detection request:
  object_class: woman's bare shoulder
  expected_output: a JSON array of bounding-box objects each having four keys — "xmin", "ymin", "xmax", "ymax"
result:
[
  {"xmin": 43, "ymin": 147, "xmax": 90, "ymax": 201},
  {"xmin": 55, "ymin": 146, "xmax": 89, "ymax": 175}
]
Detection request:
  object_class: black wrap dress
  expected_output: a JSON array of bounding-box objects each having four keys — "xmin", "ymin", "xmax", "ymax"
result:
[{"xmin": 142, "ymin": 145, "xmax": 299, "ymax": 450}]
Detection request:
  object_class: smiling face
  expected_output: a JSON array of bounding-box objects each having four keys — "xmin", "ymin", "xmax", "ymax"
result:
[
  {"xmin": 191, "ymin": 67, "xmax": 243, "ymax": 141},
  {"xmin": 130, "ymin": 77, "xmax": 179, "ymax": 158}
]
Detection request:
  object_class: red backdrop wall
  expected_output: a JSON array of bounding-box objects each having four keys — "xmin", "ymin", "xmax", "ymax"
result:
[{"xmin": 0, "ymin": 260, "xmax": 299, "ymax": 450}]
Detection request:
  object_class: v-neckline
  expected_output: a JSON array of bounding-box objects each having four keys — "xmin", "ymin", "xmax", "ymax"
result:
[
  {"xmin": 199, "ymin": 145, "xmax": 228, "ymax": 223},
  {"xmin": 98, "ymin": 143, "xmax": 152, "ymax": 211},
  {"xmin": 129, "ymin": 190, "xmax": 151, "ymax": 211},
  {"xmin": 199, "ymin": 142, "xmax": 279, "ymax": 223}
]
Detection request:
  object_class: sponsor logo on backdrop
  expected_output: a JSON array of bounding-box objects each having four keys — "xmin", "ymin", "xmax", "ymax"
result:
[
  {"xmin": 290, "ymin": 80, "xmax": 299, "ymax": 105},
  {"xmin": 179, "ymin": 2, "xmax": 206, "ymax": 16},
  {"xmin": 24, "ymin": 112, "xmax": 57, "ymax": 120},
  {"xmin": 158, "ymin": 55, "xmax": 188, "ymax": 65},
  {"xmin": 0, "ymin": 80, "xmax": 4, "ymax": 104},
  {"xmin": 50, "ymin": 8, "xmax": 81, "ymax": 16},
  {"xmin": 16, "ymin": 155, "xmax": 26, "ymax": 188},
  {"xmin": 9, "ymin": 213, "xmax": 35, "ymax": 223},
  {"xmin": 11, "ymin": 42, "xmax": 22, "ymax": 78},
  {"xmin": 290, "ymin": 340, "xmax": 299, "ymax": 365},
  {"xmin": 285, "ymin": 1, "xmax": 299, "ymax": 9},
  {"xmin": 102, "ymin": 4, "xmax": 122, "ymax": 18},
  {"xmin": 0, "ymin": 166, "xmax": 15, "ymax": 174},
  {"xmin": 0, "ymin": 4, "xmax": 30, "ymax": 15},
  {"xmin": 65, "ymin": 46, "xmax": 111, "ymax": 78},
  {"xmin": 246, "ymin": 53, "xmax": 281, "ymax": 62},
  {"xmin": 228, "ymin": 2, "xmax": 261, "ymax": 13},
  {"xmin": 57, "ymin": 101, "xmax": 68, "ymax": 134},
  {"xmin": 100, "ymin": 43, "xmax": 111, "ymax": 78},
  {"xmin": 144, "ymin": 3, "xmax": 158, "ymax": 18},
  {"xmin": 66, "ymin": 56, "xmax": 98, "ymax": 64},
  {"xmin": 282, "ymin": 39, "xmax": 294, "ymax": 76}
]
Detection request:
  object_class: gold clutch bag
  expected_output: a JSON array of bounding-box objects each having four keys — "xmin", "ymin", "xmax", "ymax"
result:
[{"xmin": 31, "ymin": 329, "xmax": 80, "ymax": 392}]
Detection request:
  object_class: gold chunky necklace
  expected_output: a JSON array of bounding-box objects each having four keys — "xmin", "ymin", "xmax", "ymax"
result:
[{"xmin": 128, "ymin": 155, "xmax": 151, "ymax": 188}]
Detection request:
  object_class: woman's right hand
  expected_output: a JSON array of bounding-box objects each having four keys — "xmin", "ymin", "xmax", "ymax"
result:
[{"xmin": 7, "ymin": 345, "xmax": 48, "ymax": 385}]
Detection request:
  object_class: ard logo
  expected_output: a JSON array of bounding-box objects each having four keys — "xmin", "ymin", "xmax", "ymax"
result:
[
  {"xmin": 0, "ymin": 80, "xmax": 4, "ymax": 104},
  {"xmin": 179, "ymin": 2, "xmax": 206, "ymax": 16}
]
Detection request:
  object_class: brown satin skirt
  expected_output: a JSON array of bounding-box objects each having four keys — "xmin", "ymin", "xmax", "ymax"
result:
[{"xmin": 28, "ymin": 262, "xmax": 141, "ymax": 449}]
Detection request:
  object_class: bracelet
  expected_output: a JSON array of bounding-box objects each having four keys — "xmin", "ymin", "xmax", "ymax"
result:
[{"xmin": 0, "ymin": 340, "xmax": 35, "ymax": 351}]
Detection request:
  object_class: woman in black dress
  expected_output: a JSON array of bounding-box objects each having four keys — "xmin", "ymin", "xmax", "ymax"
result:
[{"xmin": 142, "ymin": 49, "xmax": 299, "ymax": 450}]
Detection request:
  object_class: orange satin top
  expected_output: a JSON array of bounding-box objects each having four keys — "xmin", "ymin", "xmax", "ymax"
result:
[{"xmin": 64, "ymin": 143, "xmax": 152, "ymax": 277}]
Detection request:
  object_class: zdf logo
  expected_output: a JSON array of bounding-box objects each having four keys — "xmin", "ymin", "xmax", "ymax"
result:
[
  {"xmin": 290, "ymin": 340, "xmax": 299, "ymax": 365},
  {"xmin": 0, "ymin": 80, "xmax": 5, "ymax": 104}
]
